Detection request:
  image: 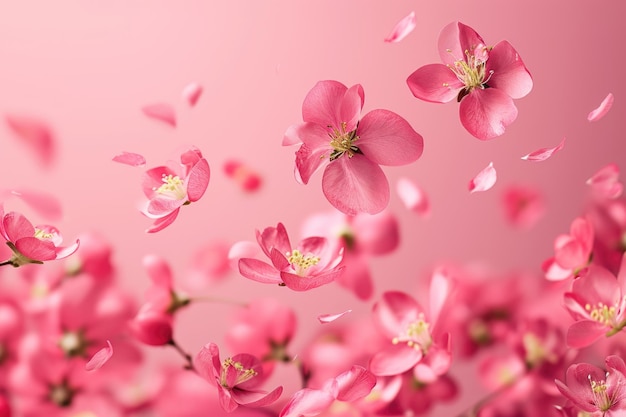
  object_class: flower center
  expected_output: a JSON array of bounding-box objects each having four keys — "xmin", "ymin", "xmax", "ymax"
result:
[
  {"xmin": 585, "ymin": 302, "xmax": 619, "ymax": 327},
  {"xmin": 589, "ymin": 374, "xmax": 615, "ymax": 412},
  {"xmin": 328, "ymin": 122, "xmax": 360, "ymax": 161},
  {"xmin": 286, "ymin": 249, "xmax": 320, "ymax": 276},
  {"xmin": 221, "ymin": 357, "xmax": 258, "ymax": 387},
  {"xmin": 49, "ymin": 381, "xmax": 74, "ymax": 408},
  {"xmin": 59, "ymin": 330, "xmax": 88, "ymax": 357},
  {"xmin": 392, "ymin": 314, "xmax": 433, "ymax": 353},
  {"xmin": 34, "ymin": 228, "xmax": 54, "ymax": 240},
  {"xmin": 445, "ymin": 44, "xmax": 494, "ymax": 101},
  {"xmin": 155, "ymin": 174, "xmax": 187, "ymax": 200}
]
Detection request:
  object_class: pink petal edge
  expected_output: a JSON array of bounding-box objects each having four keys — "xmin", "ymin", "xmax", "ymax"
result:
[
  {"xmin": 521, "ymin": 137, "xmax": 566, "ymax": 161},
  {"xmin": 182, "ymin": 82, "xmax": 203, "ymax": 107},
  {"xmin": 587, "ymin": 93, "xmax": 614, "ymax": 122},
  {"xmin": 468, "ymin": 162, "xmax": 497, "ymax": 193},
  {"xmin": 317, "ymin": 309, "xmax": 352, "ymax": 324},
  {"xmin": 384, "ymin": 11, "xmax": 416, "ymax": 43}
]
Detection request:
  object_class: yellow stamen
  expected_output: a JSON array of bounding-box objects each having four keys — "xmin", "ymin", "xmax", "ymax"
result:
[
  {"xmin": 221, "ymin": 357, "xmax": 258, "ymax": 387},
  {"xmin": 286, "ymin": 249, "xmax": 320, "ymax": 276},
  {"xmin": 155, "ymin": 174, "xmax": 186, "ymax": 200},
  {"xmin": 328, "ymin": 122, "xmax": 360, "ymax": 161},
  {"xmin": 34, "ymin": 228, "xmax": 54, "ymax": 240},
  {"xmin": 392, "ymin": 314, "xmax": 433, "ymax": 353}
]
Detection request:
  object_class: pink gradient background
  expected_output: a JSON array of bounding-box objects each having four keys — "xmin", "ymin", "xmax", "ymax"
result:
[{"xmin": 0, "ymin": 1, "xmax": 624, "ymax": 413}]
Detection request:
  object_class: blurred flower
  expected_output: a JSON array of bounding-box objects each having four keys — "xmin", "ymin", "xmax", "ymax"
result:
[
  {"xmin": 501, "ymin": 184, "xmax": 545, "ymax": 229},
  {"xmin": 283, "ymin": 80, "xmax": 423, "ymax": 215},
  {"xmin": 407, "ymin": 21, "xmax": 533, "ymax": 139},
  {"xmin": 543, "ymin": 216, "xmax": 594, "ymax": 281}
]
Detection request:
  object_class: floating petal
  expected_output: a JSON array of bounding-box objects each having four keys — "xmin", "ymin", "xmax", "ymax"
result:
[
  {"xmin": 318, "ymin": 309, "xmax": 352, "ymax": 324},
  {"xmin": 141, "ymin": 103, "xmax": 176, "ymax": 127},
  {"xmin": 521, "ymin": 137, "xmax": 565, "ymax": 161},
  {"xmin": 182, "ymin": 82, "xmax": 203, "ymax": 107},
  {"xmin": 9, "ymin": 189, "xmax": 63, "ymax": 221},
  {"xmin": 468, "ymin": 162, "xmax": 497, "ymax": 193},
  {"xmin": 384, "ymin": 11, "xmax": 416, "ymax": 43},
  {"xmin": 587, "ymin": 163, "xmax": 623, "ymax": 199},
  {"xmin": 396, "ymin": 177, "xmax": 429, "ymax": 216},
  {"xmin": 85, "ymin": 340, "xmax": 113, "ymax": 371},
  {"xmin": 112, "ymin": 151, "xmax": 146, "ymax": 167},
  {"xmin": 587, "ymin": 93, "xmax": 614, "ymax": 122},
  {"xmin": 5, "ymin": 114, "xmax": 56, "ymax": 167}
]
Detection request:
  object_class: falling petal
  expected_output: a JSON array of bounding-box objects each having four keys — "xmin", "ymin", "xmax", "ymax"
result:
[
  {"xmin": 112, "ymin": 151, "xmax": 146, "ymax": 167},
  {"xmin": 141, "ymin": 103, "xmax": 176, "ymax": 127},
  {"xmin": 85, "ymin": 340, "xmax": 113, "ymax": 371},
  {"xmin": 501, "ymin": 185, "xmax": 545, "ymax": 229},
  {"xmin": 318, "ymin": 309, "xmax": 352, "ymax": 324},
  {"xmin": 8, "ymin": 189, "xmax": 63, "ymax": 221},
  {"xmin": 468, "ymin": 162, "xmax": 496, "ymax": 193},
  {"xmin": 384, "ymin": 11, "xmax": 416, "ymax": 43},
  {"xmin": 223, "ymin": 159, "xmax": 262, "ymax": 192},
  {"xmin": 181, "ymin": 82, "xmax": 203, "ymax": 107},
  {"xmin": 5, "ymin": 114, "xmax": 56, "ymax": 167},
  {"xmin": 521, "ymin": 137, "xmax": 565, "ymax": 161},
  {"xmin": 587, "ymin": 93, "xmax": 614, "ymax": 122},
  {"xmin": 587, "ymin": 163, "xmax": 623, "ymax": 199},
  {"xmin": 396, "ymin": 177, "xmax": 430, "ymax": 217}
]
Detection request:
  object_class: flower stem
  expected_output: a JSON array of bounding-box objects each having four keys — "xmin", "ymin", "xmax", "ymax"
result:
[
  {"xmin": 0, "ymin": 260, "xmax": 14, "ymax": 267},
  {"xmin": 167, "ymin": 339, "xmax": 195, "ymax": 371}
]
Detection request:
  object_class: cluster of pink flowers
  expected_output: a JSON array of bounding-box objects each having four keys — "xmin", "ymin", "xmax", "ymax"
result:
[{"xmin": 0, "ymin": 16, "xmax": 623, "ymax": 417}]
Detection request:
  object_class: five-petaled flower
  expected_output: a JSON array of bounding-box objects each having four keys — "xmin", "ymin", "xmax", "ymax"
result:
[
  {"xmin": 555, "ymin": 355, "xmax": 626, "ymax": 416},
  {"xmin": 407, "ymin": 21, "xmax": 533, "ymax": 140},
  {"xmin": 237, "ymin": 222, "xmax": 345, "ymax": 291},
  {"xmin": 0, "ymin": 205, "xmax": 79, "ymax": 267},
  {"xmin": 193, "ymin": 342, "xmax": 283, "ymax": 413},
  {"xmin": 140, "ymin": 146, "xmax": 210, "ymax": 233},
  {"xmin": 283, "ymin": 80, "xmax": 424, "ymax": 215}
]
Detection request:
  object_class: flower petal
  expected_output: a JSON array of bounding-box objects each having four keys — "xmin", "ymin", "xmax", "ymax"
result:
[
  {"xmin": 280, "ymin": 266, "xmax": 344, "ymax": 291},
  {"xmin": 279, "ymin": 388, "xmax": 335, "ymax": 417},
  {"xmin": 15, "ymin": 237, "xmax": 57, "ymax": 261},
  {"xmin": 186, "ymin": 157, "xmax": 210, "ymax": 202},
  {"xmin": 141, "ymin": 103, "xmax": 176, "ymax": 127},
  {"xmin": 9, "ymin": 189, "xmax": 63, "ymax": 221},
  {"xmin": 587, "ymin": 163, "xmax": 623, "ymax": 199},
  {"xmin": 588, "ymin": 93, "xmax": 614, "ymax": 122},
  {"xmin": 485, "ymin": 40, "xmax": 533, "ymax": 99},
  {"xmin": 521, "ymin": 137, "xmax": 565, "ymax": 161},
  {"xmin": 334, "ymin": 366, "xmax": 377, "ymax": 402},
  {"xmin": 322, "ymin": 154, "xmax": 390, "ymax": 216},
  {"xmin": 468, "ymin": 162, "xmax": 496, "ymax": 193},
  {"xmin": 406, "ymin": 63, "xmax": 463, "ymax": 103},
  {"xmin": 317, "ymin": 309, "xmax": 352, "ymax": 324},
  {"xmin": 238, "ymin": 258, "xmax": 282, "ymax": 284},
  {"xmin": 459, "ymin": 88, "xmax": 518, "ymax": 140},
  {"xmin": 396, "ymin": 177, "xmax": 430, "ymax": 216},
  {"xmin": 294, "ymin": 123, "xmax": 332, "ymax": 185},
  {"xmin": 302, "ymin": 80, "xmax": 351, "ymax": 128},
  {"xmin": 357, "ymin": 109, "xmax": 424, "ymax": 166},
  {"xmin": 438, "ymin": 21, "xmax": 485, "ymax": 66},
  {"xmin": 384, "ymin": 11, "xmax": 416, "ymax": 43},
  {"xmin": 112, "ymin": 151, "xmax": 146, "ymax": 167},
  {"xmin": 145, "ymin": 209, "xmax": 179, "ymax": 233},
  {"xmin": 85, "ymin": 340, "xmax": 113, "ymax": 371},
  {"xmin": 2, "ymin": 211, "xmax": 35, "ymax": 242},
  {"xmin": 566, "ymin": 320, "xmax": 606, "ymax": 348},
  {"xmin": 5, "ymin": 114, "xmax": 56, "ymax": 167},
  {"xmin": 181, "ymin": 82, "xmax": 203, "ymax": 107},
  {"xmin": 231, "ymin": 386, "xmax": 283, "ymax": 408},
  {"xmin": 369, "ymin": 344, "xmax": 422, "ymax": 376}
]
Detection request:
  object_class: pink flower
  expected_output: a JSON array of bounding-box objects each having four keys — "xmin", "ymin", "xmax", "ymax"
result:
[
  {"xmin": 237, "ymin": 222, "xmax": 345, "ymax": 291},
  {"xmin": 555, "ymin": 355, "xmax": 626, "ymax": 416},
  {"xmin": 369, "ymin": 269, "xmax": 453, "ymax": 378},
  {"xmin": 140, "ymin": 146, "xmax": 210, "ymax": 233},
  {"xmin": 543, "ymin": 216, "xmax": 594, "ymax": 281},
  {"xmin": 279, "ymin": 366, "xmax": 376, "ymax": 417},
  {"xmin": 193, "ymin": 342, "xmax": 283, "ymax": 413},
  {"xmin": 501, "ymin": 184, "xmax": 546, "ymax": 229},
  {"xmin": 283, "ymin": 80, "xmax": 423, "ymax": 215},
  {"xmin": 0, "ymin": 206, "xmax": 79, "ymax": 267},
  {"xmin": 407, "ymin": 21, "xmax": 533, "ymax": 140},
  {"xmin": 563, "ymin": 255, "xmax": 626, "ymax": 348}
]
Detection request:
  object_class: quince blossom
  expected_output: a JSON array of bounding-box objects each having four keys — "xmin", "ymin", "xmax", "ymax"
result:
[
  {"xmin": 555, "ymin": 355, "xmax": 626, "ymax": 416},
  {"xmin": 238, "ymin": 222, "xmax": 344, "ymax": 291},
  {"xmin": 193, "ymin": 342, "xmax": 283, "ymax": 413},
  {"xmin": 543, "ymin": 216, "xmax": 594, "ymax": 281},
  {"xmin": 0, "ymin": 206, "xmax": 79, "ymax": 267},
  {"xmin": 407, "ymin": 21, "xmax": 533, "ymax": 140},
  {"xmin": 140, "ymin": 146, "xmax": 210, "ymax": 233},
  {"xmin": 283, "ymin": 80, "xmax": 423, "ymax": 215}
]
